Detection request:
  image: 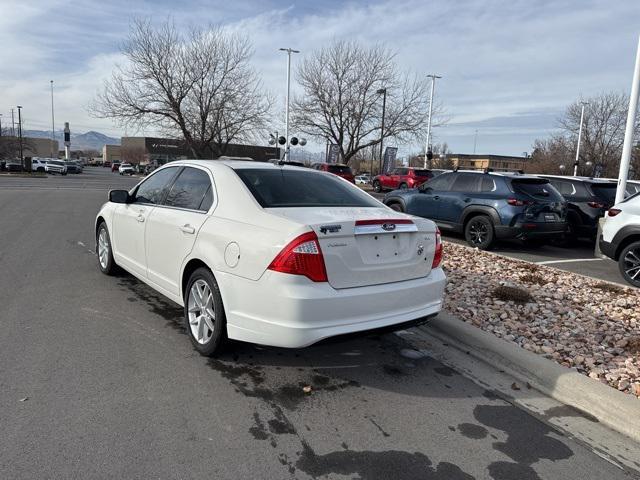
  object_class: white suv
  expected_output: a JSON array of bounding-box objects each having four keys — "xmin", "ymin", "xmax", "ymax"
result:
[
  {"xmin": 31, "ymin": 158, "xmax": 48, "ymax": 172},
  {"xmin": 45, "ymin": 160, "xmax": 67, "ymax": 175},
  {"xmin": 600, "ymin": 191, "xmax": 640, "ymax": 287},
  {"xmin": 118, "ymin": 163, "xmax": 134, "ymax": 175}
]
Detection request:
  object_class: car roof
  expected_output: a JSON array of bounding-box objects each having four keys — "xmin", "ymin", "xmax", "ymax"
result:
[
  {"xmin": 440, "ymin": 169, "xmax": 542, "ymax": 181},
  {"xmin": 537, "ymin": 174, "xmax": 615, "ymax": 184},
  {"xmin": 160, "ymin": 159, "xmax": 316, "ymax": 174}
]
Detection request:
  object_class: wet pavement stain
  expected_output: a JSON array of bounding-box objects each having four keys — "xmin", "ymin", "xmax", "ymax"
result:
[
  {"xmin": 295, "ymin": 440, "xmax": 476, "ymax": 480},
  {"xmin": 457, "ymin": 423, "xmax": 488, "ymax": 440},
  {"xmin": 542, "ymin": 405, "xmax": 599, "ymax": 423},
  {"xmin": 366, "ymin": 416, "xmax": 391, "ymax": 438},
  {"xmin": 249, "ymin": 412, "xmax": 269, "ymax": 440},
  {"xmin": 474, "ymin": 404, "xmax": 574, "ymax": 480},
  {"xmin": 434, "ymin": 366, "xmax": 458, "ymax": 377},
  {"xmin": 382, "ymin": 364, "xmax": 406, "ymax": 376}
]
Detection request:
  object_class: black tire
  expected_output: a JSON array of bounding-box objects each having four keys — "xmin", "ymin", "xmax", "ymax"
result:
[
  {"xmin": 373, "ymin": 180, "xmax": 382, "ymax": 193},
  {"xmin": 399, "ymin": 182, "xmax": 408, "ymax": 190},
  {"xmin": 464, "ymin": 215, "xmax": 495, "ymax": 250},
  {"xmin": 388, "ymin": 202, "xmax": 404, "ymax": 212},
  {"xmin": 96, "ymin": 222, "xmax": 118, "ymax": 275},
  {"xmin": 184, "ymin": 267, "xmax": 227, "ymax": 356},
  {"xmin": 618, "ymin": 240, "xmax": 640, "ymax": 288}
]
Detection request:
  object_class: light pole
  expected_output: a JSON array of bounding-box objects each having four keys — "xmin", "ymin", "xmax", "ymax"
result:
[
  {"xmin": 377, "ymin": 88, "xmax": 387, "ymax": 174},
  {"xmin": 473, "ymin": 129, "xmax": 478, "ymax": 154},
  {"xmin": 50, "ymin": 80, "xmax": 56, "ymax": 159},
  {"xmin": 11, "ymin": 108, "xmax": 15, "ymax": 136},
  {"xmin": 573, "ymin": 101, "xmax": 588, "ymax": 176},
  {"xmin": 0, "ymin": 113, "xmax": 2, "ymax": 137},
  {"xmin": 17, "ymin": 106, "xmax": 23, "ymax": 168},
  {"xmin": 279, "ymin": 47, "xmax": 300, "ymax": 162},
  {"xmin": 424, "ymin": 74, "xmax": 442, "ymax": 168}
]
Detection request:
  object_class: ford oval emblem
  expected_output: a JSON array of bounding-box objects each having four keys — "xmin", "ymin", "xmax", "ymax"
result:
[{"xmin": 381, "ymin": 223, "xmax": 396, "ymax": 231}]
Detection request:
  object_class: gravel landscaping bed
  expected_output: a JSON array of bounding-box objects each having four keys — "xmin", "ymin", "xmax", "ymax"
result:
[{"xmin": 442, "ymin": 242, "xmax": 640, "ymax": 398}]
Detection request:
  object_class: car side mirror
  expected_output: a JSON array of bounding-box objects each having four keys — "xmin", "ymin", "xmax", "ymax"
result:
[
  {"xmin": 421, "ymin": 187, "xmax": 433, "ymax": 194},
  {"xmin": 109, "ymin": 189, "xmax": 130, "ymax": 204}
]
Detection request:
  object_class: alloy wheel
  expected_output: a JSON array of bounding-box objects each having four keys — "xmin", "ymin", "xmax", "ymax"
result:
[
  {"xmin": 187, "ymin": 279, "xmax": 216, "ymax": 344},
  {"xmin": 622, "ymin": 247, "xmax": 640, "ymax": 283},
  {"xmin": 469, "ymin": 221, "xmax": 488, "ymax": 245},
  {"xmin": 98, "ymin": 228, "xmax": 110, "ymax": 269}
]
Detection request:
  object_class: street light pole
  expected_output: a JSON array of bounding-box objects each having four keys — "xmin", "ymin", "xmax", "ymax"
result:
[
  {"xmin": 50, "ymin": 80, "xmax": 56, "ymax": 159},
  {"xmin": 473, "ymin": 129, "xmax": 478, "ymax": 154},
  {"xmin": 11, "ymin": 108, "xmax": 15, "ymax": 136},
  {"xmin": 424, "ymin": 74, "xmax": 442, "ymax": 168},
  {"xmin": 17, "ymin": 106, "xmax": 23, "ymax": 168},
  {"xmin": 573, "ymin": 101, "xmax": 588, "ymax": 176},
  {"xmin": 279, "ymin": 47, "xmax": 300, "ymax": 162},
  {"xmin": 377, "ymin": 88, "xmax": 387, "ymax": 174}
]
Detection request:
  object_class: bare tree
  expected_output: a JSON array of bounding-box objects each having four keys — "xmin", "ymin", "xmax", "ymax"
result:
[
  {"xmin": 527, "ymin": 134, "xmax": 575, "ymax": 174},
  {"xmin": 557, "ymin": 92, "xmax": 640, "ymax": 177},
  {"xmin": 121, "ymin": 145, "xmax": 148, "ymax": 165},
  {"xmin": 93, "ymin": 19, "xmax": 272, "ymax": 159},
  {"xmin": 292, "ymin": 40, "xmax": 441, "ymax": 165}
]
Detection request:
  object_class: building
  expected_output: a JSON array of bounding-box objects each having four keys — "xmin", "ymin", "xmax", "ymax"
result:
[
  {"xmin": 445, "ymin": 154, "xmax": 527, "ymax": 172},
  {"xmin": 102, "ymin": 144, "xmax": 121, "ymax": 163},
  {"xmin": 119, "ymin": 136, "xmax": 280, "ymax": 165},
  {"xmin": 0, "ymin": 136, "xmax": 58, "ymax": 159}
]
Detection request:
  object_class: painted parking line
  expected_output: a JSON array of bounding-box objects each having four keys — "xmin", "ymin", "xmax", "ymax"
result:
[{"xmin": 535, "ymin": 258, "xmax": 605, "ymax": 265}]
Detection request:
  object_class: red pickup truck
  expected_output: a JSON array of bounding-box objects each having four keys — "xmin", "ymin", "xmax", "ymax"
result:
[{"xmin": 372, "ymin": 167, "xmax": 434, "ymax": 192}]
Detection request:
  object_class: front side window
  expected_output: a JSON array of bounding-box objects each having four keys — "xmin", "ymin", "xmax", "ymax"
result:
[
  {"xmin": 133, "ymin": 167, "xmax": 180, "ymax": 205},
  {"xmin": 164, "ymin": 167, "xmax": 213, "ymax": 211},
  {"xmin": 423, "ymin": 173, "xmax": 454, "ymax": 191}
]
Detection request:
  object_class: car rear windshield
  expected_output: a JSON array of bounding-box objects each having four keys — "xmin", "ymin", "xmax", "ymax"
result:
[
  {"xmin": 511, "ymin": 179, "xmax": 563, "ymax": 201},
  {"xmin": 413, "ymin": 169, "xmax": 432, "ymax": 177},
  {"xmin": 327, "ymin": 165, "xmax": 352, "ymax": 174},
  {"xmin": 590, "ymin": 183, "xmax": 617, "ymax": 203},
  {"xmin": 235, "ymin": 168, "xmax": 379, "ymax": 208}
]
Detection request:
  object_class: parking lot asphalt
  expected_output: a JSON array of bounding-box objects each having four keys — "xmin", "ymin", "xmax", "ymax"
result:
[
  {"xmin": 367, "ymin": 190, "xmax": 624, "ymax": 286},
  {"xmin": 0, "ymin": 167, "xmax": 634, "ymax": 479}
]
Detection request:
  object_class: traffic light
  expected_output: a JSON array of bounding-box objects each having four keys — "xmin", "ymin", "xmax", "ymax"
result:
[
  {"xmin": 278, "ymin": 136, "xmax": 286, "ymax": 145},
  {"xmin": 290, "ymin": 137, "xmax": 299, "ymax": 146},
  {"xmin": 426, "ymin": 150, "xmax": 433, "ymax": 161}
]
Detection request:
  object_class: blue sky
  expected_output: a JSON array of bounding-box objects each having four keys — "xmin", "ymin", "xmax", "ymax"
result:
[{"xmin": 1, "ymin": 0, "xmax": 639, "ymax": 157}]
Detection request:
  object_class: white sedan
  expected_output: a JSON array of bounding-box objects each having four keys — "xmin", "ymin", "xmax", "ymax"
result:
[{"xmin": 95, "ymin": 160, "xmax": 446, "ymax": 355}]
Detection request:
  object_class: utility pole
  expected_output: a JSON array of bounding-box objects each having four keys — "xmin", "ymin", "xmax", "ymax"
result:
[
  {"xmin": 573, "ymin": 101, "xmax": 588, "ymax": 176},
  {"xmin": 50, "ymin": 80, "xmax": 56, "ymax": 159},
  {"xmin": 17, "ymin": 106, "xmax": 23, "ymax": 168},
  {"xmin": 424, "ymin": 74, "xmax": 442, "ymax": 168},
  {"xmin": 616, "ymin": 35, "xmax": 640, "ymax": 204},
  {"xmin": 11, "ymin": 108, "xmax": 15, "ymax": 136},
  {"xmin": 377, "ymin": 88, "xmax": 387, "ymax": 174},
  {"xmin": 0, "ymin": 114, "xmax": 2, "ymax": 137},
  {"xmin": 279, "ymin": 47, "xmax": 300, "ymax": 162}
]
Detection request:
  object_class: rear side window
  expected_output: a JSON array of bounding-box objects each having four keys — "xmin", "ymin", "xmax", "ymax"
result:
[
  {"xmin": 235, "ymin": 169, "xmax": 379, "ymax": 208},
  {"xmin": 512, "ymin": 179, "xmax": 563, "ymax": 201},
  {"xmin": 451, "ymin": 174, "xmax": 481, "ymax": 192},
  {"xmin": 134, "ymin": 167, "xmax": 180, "ymax": 205},
  {"xmin": 480, "ymin": 177, "xmax": 497, "ymax": 192},
  {"xmin": 590, "ymin": 183, "xmax": 617, "ymax": 203},
  {"xmin": 164, "ymin": 167, "xmax": 212, "ymax": 211},
  {"xmin": 327, "ymin": 165, "xmax": 352, "ymax": 174}
]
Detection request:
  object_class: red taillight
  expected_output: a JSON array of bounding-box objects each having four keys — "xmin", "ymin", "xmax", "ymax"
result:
[
  {"xmin": 268, "ymin": 231, "xmax": 328, "ymax": 282},
  {"xmin": 608, "ymin": 208, "xmax": 622, "ymax": 217},
  {"xmin": 432, "ymin": 228, "xmax": 443, "ymax": 269},
  {"xmin": 588, "ymin": 201, "xmax": 605, "ymax": 209},
  {"xmin": 507, "ymin": 198, "xmax": 533, "ymax": 206}
]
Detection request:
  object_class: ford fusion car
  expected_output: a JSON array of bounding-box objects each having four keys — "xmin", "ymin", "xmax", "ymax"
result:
[{"xmin": 95, "ymin": 160, "xmax": 446, "ymax": 355}]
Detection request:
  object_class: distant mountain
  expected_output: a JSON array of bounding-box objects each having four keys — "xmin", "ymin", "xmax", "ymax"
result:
[{"xmin": 22, "ymin": 130, "xmax": 120, "ymax": 151}]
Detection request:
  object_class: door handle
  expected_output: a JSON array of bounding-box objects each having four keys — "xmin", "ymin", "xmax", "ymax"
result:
[
  {"xmin": 180, "ymin": 224, "xmax": 195, "ymax": 234},
  {"xmin": 433, "ymin": 195, "xmax": 440, "ymax": 200},
  {"xmin": 136, "ymin": 215, "xmax": 145, "ymax": 223}
]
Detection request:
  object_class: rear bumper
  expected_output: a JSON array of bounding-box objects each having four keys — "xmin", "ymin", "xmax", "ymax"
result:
[
  {"xmin": 219, "ymin": 268, "xmax": 447, "ymax": 348},
  {"xmin": 495, "ymin": 221, "xmax": 567, "ymax": 240},
  {"xmin": 599, "ymin": 236, "xmax": 617, "ymax": 260}
]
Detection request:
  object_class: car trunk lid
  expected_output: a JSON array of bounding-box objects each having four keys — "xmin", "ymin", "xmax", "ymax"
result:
[{"xmin": 268, "ymin": 207, "xmax": 437, "ymax": 289}]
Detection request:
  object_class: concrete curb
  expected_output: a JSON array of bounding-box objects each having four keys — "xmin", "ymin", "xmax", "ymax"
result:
[{"xmin": 422, "ymin": 312, "xmax": 640, "ymax": 443}]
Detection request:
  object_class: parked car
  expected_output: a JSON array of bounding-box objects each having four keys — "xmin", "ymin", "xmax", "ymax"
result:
[
  {"xmin": 73, "ymin": 161, "xmax": 84, "ymax": 173},
  {"xmin": 355, "ymin": 174, "xmax": 370, "ymax": 185},
  {"xmin": 45, "ymin": 160, "xmax": 67, "ymax": 175},
  {"xmin": 119, "ymin": 163, "xmax": 135, "ymax": 175},
  {"xmin": 372, "ymin": 167, "xmax": 434, "ymax": 192},
  {"xmin": 31, "ymin": 158, "xmax": 48, "ymax": 172},
  {"xmin": 538, "ymin": 175, "xmax": 618, "ymax": 241},
  {"xmin": 111, "ymin": 162, "xmax": 121, "ymax": 172},
  {"xmin": 95, "ymin": 161, "xmax": 445, "ymax": 355},
  {"xmin": 600, "ymin": 191, "xmax": 640, "ymax": 287},
  {"xmin": 6, "ymin": 162, "xmax": 23, "ymax": 173},
  {"xmin": 384, "ymin": 170, "xmax": 567, "ymax": 249},
  {"xmin": 311, "ymin": 163, "xmax": 355, "ymax": 183},
  {"xmin": 103, "ymin": 161, "xmax": 112, "ymax": 168},
  {"xmin": 65, "ymin": 161, "xmax": 81, "ymax": 174}
]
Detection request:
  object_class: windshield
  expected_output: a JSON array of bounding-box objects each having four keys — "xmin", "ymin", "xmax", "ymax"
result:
[
  {"xmin": 235, "ymin": 168, "xmax": 380, "ymax": 208},
  {"xmin": 327, "ymin": 165, "xmax": 352, "ymax": 174},
  {"xmin": 512, "ymin": 179, "xmax": 563, "ymax": 201}
]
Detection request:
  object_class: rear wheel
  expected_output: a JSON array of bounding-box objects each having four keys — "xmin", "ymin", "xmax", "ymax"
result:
[
  {"xmin": 373, "ymin": 180, "xmax": 382, "ymax": 193},
  {"xmin": 399, "ymin": 182, "xmax": 408, "ymax": 190},
  {"xmin": 464, "ymin": 215, "xmax": 495, "ymax": 250},
  {"xmin": 388, "ymin": 202, "xmax": 404, "ymax": 212},
  {"xmin": 184, "ymin": 268, "xmax": 227, "ymax": 356},
  {"xmin": 619, "ymin": 240, "xmax": 640, "ymax": 288}
]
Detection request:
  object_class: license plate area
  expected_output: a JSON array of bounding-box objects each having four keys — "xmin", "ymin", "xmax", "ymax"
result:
[{"xmin": 355, "ymin": 233, "xmax": 414, "ymax": 264}]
